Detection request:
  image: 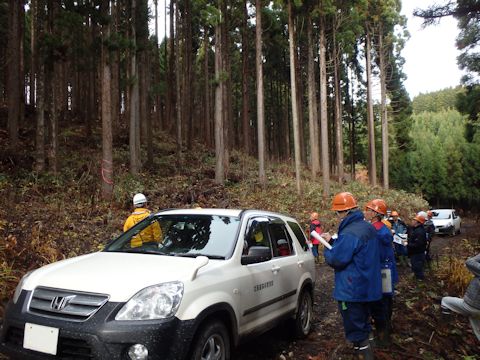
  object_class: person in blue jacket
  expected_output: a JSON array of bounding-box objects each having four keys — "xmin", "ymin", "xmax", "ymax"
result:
[
  {"xmin": 321, "ymin": 192, "xmax": 381, "ymax": 360},
  {"xmin": 365, "ymin": 198, "xmax": 398, "ymax": 347}
]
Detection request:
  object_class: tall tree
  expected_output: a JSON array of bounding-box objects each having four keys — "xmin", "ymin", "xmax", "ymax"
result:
[
  {"xmin": 214, "ymin": 1, "xmax": 225, "ymax": 184},
  {"xmin": 307, "ymin": 12, "xmax": 319, "ymax": 179},
  {"xmin": 256, "ymin": 0, "xmax": 266, "ymax": 186},
  {"xmin": 100, "ymin": 0, "xmax": 113, "ymax": 199},
  {"xmin": 332, "ymin": 12, "xmax": 344, "ymax": 183},
  {"xmin": 7, "ymin": 0, "xmax": 22, "ymax": 150},
  {"xmin": 34, "ymin": 0, "xmax": 45, "ymax": 172},
  {"xmin": 319, "ymin": 15, "xmax": 330, "ymax": 197},
  {"xmin": 365, "ymin": 23, "xmax": 377, "ymax": 186},
  {"xmin": 129, "ymin": 0, "xmax": 141, "ymax": 174},
  {"xmin": 288, "ymin": 0, "xmax": 301, "ymax": 194},
  {"xmin": 378, "ymin": 21, "xmax": 389, "ymax": 189},
  {"xmin": 241, "ymin": 0, "xmax": 250, "ymax": 155}
]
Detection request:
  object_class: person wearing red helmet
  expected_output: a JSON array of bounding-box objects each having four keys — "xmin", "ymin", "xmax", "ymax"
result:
[
  {"xmin": 309, "ymin": 212, "xmax": 323, "ymax": 263},
  {"xmin": 407, "ymin": 214, "xmax": 428, "ymax": 280},
  {"xmin": 322, "ymin": 192, "xmax": 380, "ymax": 360},
  {"xmin": 365, "ymin": 199, "xmax": 398, "ymax": 347}
]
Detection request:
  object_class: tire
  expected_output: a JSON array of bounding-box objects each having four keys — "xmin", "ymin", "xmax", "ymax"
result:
[
  {"xmin": 293, "ymin": 289, "xmax": 313, "ymax": 339},
  {"xmin": 190, "ymin": 320, "xmax": 230, "ymax": 360}
]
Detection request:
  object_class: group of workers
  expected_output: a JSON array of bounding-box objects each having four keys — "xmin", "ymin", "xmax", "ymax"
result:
[
  {"xmin": 310, "ymin": 192, "xmax": 435, "ymax": 359},
  {"xmin": 123, "ymin": 192, "xmax": 478, "ymax": 357}
]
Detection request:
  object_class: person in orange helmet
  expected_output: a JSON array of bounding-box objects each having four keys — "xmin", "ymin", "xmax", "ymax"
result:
[
  {"xmin": 364, "ymin": 199, "xmax": 398, "ymax": 346},
  {"xmin": 407, "ymin": 214, "xmax": 428, "ymax": 280},
  {"xmin": 322, "ymin": 192, "xmax": 380, "ymax": 360},
  {"xmin": 309, "ymin": 212, "xmax": 323, "ymax": 263}
]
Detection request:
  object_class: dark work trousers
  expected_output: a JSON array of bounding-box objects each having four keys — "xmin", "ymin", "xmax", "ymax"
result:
[
  {"xmin": 383, "ymin": 295, "xmax": 393, "ymax": 330},
  {"xmin": 338, "ymin": 301, "xmax": 372, "ymax": 343},
  {"xmin": 368, "ymin": 299, "xmax": 387, "ymax": 332},
  {"xmin": 410, "ymin": 252, "xmax": 426, "ymax": 280}
]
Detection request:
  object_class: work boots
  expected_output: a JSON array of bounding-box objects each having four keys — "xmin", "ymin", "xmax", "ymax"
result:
[
  {"xmin": 353, "ymin": 339, "xmax": 374, "ymax": 360},
  {"xmin": 376, "ymin": 327, "xmax": 392, "ymax": 348}
]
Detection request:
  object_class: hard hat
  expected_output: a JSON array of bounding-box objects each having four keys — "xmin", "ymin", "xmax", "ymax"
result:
[
  {"xmin": 277, "ymin": 239, "xmax": 288, "ymax": 246},
  {"xmin": 310, "ymin": 212, "xmax": 319, "ymax": 220},
  {"xmin": 331, "ymin": 192, "xmax": 357, "ymax": 211},
  {"xmin": 365, "ymin": 199, "xmax": 387, "ymax": 215},
  {"xmin": 417, "ymin": 211, "xmax": 428, "ymax": 219},
  {"xmin": 414, "ymin": 214, "xmax": 426, "ymax": 224},
  {"xmin": 133, "ymin": 193, "xmax": 147, "ymax": 206},
  {"xmin": 391, "ymin": 210, "xmax": 399, "ymax": 217}
]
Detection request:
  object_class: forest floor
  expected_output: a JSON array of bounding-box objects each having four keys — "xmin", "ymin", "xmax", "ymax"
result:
[
  {"xmin": 0, "ymin": 125, "xmax": 479, "ymax": 359},
  {"xmin": 233, "ymin": 221, "xmax": 480, "ymax": 360}
]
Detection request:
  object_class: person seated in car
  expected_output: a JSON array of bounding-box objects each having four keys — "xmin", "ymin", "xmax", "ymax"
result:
[{"xmin": 277, "ymin": 239, "xmax": 290, "ymax": 256}]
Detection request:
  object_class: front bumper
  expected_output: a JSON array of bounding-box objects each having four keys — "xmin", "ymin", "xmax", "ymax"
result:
[
  {"xmin": 0, "ymin": 291, "xmax": 196, "ymax": 360},
  {"xmin": 435, "ymin": 225, "xmax": 454, "ymax": 234}
]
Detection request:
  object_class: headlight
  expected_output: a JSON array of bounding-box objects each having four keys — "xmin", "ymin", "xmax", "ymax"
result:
[
  {"xmin": 115, "ymin": 281, "xmax": 184, "ymax": 321},
  {"xmin": 13, "ymin": 271, "xmax": 33, "ymax": 304}
]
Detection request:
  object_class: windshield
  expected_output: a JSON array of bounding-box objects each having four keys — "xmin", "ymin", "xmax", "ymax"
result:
[
  {"xmin": 432, "ymin": 210, "xmax": 452, "ymax": 220},
  {"xmin": 105, "ymin": 214, "xmax": 240, "ymax": 259}
]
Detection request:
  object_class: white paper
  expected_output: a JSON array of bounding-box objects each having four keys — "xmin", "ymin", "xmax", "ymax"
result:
[
  {"xmin": 393, "ymin": 234, "xmax": 408, "ymax": 246},
  {"xmin": 310, "ymin": 231, "xmax": 332, "ymax": 250},
  {"xmin": 24, "ymin": 323, "xmax": 59, "ymax": 355}
]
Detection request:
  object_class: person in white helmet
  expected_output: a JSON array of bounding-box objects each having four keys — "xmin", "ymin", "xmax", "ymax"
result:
[{"xmin": 123, "ymin": 193, "xmax": 162, "ymax": 247}]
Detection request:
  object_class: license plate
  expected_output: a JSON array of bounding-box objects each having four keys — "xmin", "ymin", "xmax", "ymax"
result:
[{"xmin": 23, "ymin": 323, "xmax": 59, "ymax": 355}]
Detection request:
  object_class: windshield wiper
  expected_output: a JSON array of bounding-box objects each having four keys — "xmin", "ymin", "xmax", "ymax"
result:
[
  {"xmin": 115, "ymin": 248, "xmax": 169, "ymax": 255},
  {"xmin": 174, "ymin": 253, "xmax": 225, "ymax": 260}
]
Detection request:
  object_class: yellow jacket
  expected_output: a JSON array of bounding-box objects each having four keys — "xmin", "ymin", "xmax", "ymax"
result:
[{"xmin": 123, "ymin": 208, "xmax": 162, "ymax": 247}]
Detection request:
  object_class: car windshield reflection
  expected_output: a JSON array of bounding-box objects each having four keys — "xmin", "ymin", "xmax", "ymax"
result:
[
  {"xmin": 105, "ymin": 214, "xmax": 240, "ymax": 259},
  {"xmin": 433, "ymin": 210, "xmax": 452, "ymax": 220}
]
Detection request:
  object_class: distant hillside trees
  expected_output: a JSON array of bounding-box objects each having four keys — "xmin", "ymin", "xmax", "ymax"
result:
[{"xmin": 403, "ymin": 108, "xmax": 480, "ymax": 208}]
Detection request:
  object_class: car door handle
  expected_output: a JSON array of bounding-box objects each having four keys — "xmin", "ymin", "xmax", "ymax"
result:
[
  {"xmin": 297, "ymin": 260, "xmax": 304, "ymax": 267},
  {"xmin": 271, "ymin": 265, "xmax": 281, "ymax": 273}
]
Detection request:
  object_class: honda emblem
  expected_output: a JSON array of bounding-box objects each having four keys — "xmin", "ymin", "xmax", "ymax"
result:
[{"xmin": 51, "ymin": 295, "xmax": 75, "ymax": 311}]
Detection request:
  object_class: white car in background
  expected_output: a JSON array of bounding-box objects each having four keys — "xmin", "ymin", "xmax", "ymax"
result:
[{"xmin": 431, "ymin": 209, "xmax": 461, "ymax": 236}]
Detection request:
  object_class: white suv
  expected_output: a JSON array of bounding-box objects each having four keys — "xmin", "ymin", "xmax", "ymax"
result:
[{"xmin": 0, "ymin": 209, "xmax": 315, "ymax": 360}]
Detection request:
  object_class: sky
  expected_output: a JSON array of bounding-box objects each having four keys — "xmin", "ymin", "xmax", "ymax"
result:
[
  {"xmin": 149, "ymin": 0, "xmax": 465, "ymax": 100},
  {"xmin": 401, "ymin": 0, "xmax": 465, "ymax": 98}
]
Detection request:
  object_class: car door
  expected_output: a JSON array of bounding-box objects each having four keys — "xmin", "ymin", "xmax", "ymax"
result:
[
  {"xmin": 236, "ymin": 217, "xmax": 284, "ymax": 334},
  {"xmin": 267, "ymin": 219, "xmax": 301, "ymax": 312}
]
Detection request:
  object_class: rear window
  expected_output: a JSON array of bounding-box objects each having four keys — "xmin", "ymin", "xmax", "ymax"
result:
[{"xmin": 287, "ymin": 221, "xmax": 309, "ymax": 251}]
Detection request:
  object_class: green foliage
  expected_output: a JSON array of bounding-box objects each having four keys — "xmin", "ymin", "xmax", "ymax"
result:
[
  {"xmin": 412, "ymin": 87, "xmax": 465, "ymax": 114},
  {"xmin": 407, "ymin": 109, "xmax": 469, "ymax": 205},
  {"xmin": 456, "ymin": 84, "xmax": 480, "ymax": 140}
]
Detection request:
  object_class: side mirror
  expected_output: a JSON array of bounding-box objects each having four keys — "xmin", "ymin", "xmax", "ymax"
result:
[{"xmin": 241, "ymin": 246, "xmax": 272, "ymax": 265}]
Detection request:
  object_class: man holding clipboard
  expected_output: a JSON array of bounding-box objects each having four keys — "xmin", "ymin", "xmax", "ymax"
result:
[{"xmin": 320, "ymin": 192, "xmax": 381, "ymax": 360}]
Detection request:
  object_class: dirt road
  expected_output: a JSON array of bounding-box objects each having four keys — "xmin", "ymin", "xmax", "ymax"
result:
[{"xmin": 233, "ymin": 219, "xmax": 479, "ymax": 360}]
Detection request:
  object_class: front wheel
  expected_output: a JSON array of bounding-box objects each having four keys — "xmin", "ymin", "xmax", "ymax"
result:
[
  {"xmin": 190, "ymin": 320, "xmax": 230, "ymax": 360},
  {"xmin": 293, "ymin": 289, "xmax": 313, "ymax": 338}
]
